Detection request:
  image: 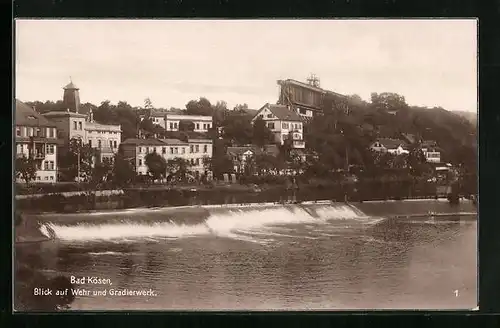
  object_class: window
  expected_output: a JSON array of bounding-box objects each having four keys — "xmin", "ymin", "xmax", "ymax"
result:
[
  {"xmin": 174, "ymin": 122, "xmax": 178, "ymax": 129},
  {"xmin": 203, "ymin": 145, "xmax": 208, "ymax": 153},
  {"xmin": 44, "ymin": 176, "xmax": 48, "ymax": 180},
  {"xmin": 267, "ymin": 122, "xmax": 275, "ymax": 129},
  {"xmin": 195, "ymin": 145, "xmax": 199, "ymax": 153},
  {"xmin": 196, "ymin": 123, "xmax": 200, "ymax": 130},
  {"xmin": 139, "ymin": 159, "xmax": 142, "ymax": 166},
  {"xmin": 73, "ymin": 121, "xmax": 77, "ymax": 130},
  {"xmin": 46, "ymin": 144, "xmax": 55, "ymax": 154},
  {"xmin": 299, "ymin": 108, "xmax": 307, "ymax": 115},
  {"xmin": 49, "ymin": 128, "xmax": 54, "ymax": 138},
  {"xmin": 174, "ymin": 147, "xmax": 178, "ymax": 154},
  {"xmin": 49, "ymin": 161, "xmax": 54, "ymax": 170},
  {"xmin": 114, "ymin": 141, "xmax": 117, "ymax": 148},
  {"xmin": 282, "ymin": 123, "xmax": 289, "ymax": 129},
  {"xmin": 88, "ymin": 139, "xmax": 92, "ymax": 147},
  {"xmin": 153, "ymin": 147, "xmax": 157, "ymax": 153},
  {"xmin": 109, "ymin": 140, "xmax": 113, "ymax": 148},
  {"xmin": 44, "ymin": 161, "xmax": 49, "ymax": 170},
  {"xmin": 162, "ymin": 147, "xmax": 166, "ymax": 154},
  {"xmin": 170, "ymin": 147, "xmax": 174, "ymax": 154},
  {"xmin": 50, "ymin": 176, "xmax": 54, "ymax": 181},
  {"xmin": 195, "ymin": 158, "xmax": 200, "ymax": 165},
  {"xmin": 37, "ymin": 176, "xmax": 41, "ymax": 181},
  {"xmin": 181, "ymin": 147, "xmax": 185, "ymax": 154},
  {"xmin": 16, "ymin": 127, "xmax": 21, "ymax": 136},
  {"xmin": 33, "ymin": 128, "xmax": 39, "ymax": 137},
  {"xmin": 139, "ymin": 147, "xmax": 143, "ymax": 153},
  {"xmin": 78, "ymin": 122, "xmax": 83, "ymax": 130},
  {"xmin": 170, "ymin": 122, "xmax": 174, "ymax": 130},
  {"xmin": 267, "ymin": 114, "xmax": 273, "ymax": 118},
  {"xmin": 190, "ymin": 145, "xmax": 194, "ymax": 153},
  {"xmin": 98, "ymin": 140, "xmax": 102, "ymax": 148},
  {"xmin": 207, "ymin": 124, "xmax": 211, "ymax": 129}
]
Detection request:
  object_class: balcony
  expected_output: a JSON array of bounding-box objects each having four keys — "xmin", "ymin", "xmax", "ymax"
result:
[{"xmin": 33, "ymin": 152, "xmax": 46, "ymax": 160}]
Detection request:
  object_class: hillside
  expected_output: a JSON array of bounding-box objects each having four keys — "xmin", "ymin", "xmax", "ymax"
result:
[{"xmin": 453, "ymin": 111, "xmax": 477, "ymax": 126}]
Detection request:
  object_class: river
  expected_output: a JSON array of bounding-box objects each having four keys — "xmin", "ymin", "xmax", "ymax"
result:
[{"xmin": 14, "ymin": 199, "xmax": 477, "ymax": 311}]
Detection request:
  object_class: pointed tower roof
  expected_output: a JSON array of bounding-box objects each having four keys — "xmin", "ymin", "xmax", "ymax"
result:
[{"xmin": 63, "ymin": 77, "xmax": 79, "ymax": 90}]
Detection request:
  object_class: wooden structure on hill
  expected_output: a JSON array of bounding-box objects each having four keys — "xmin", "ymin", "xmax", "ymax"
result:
[{"xmin": 277, "ymin": 75, "xmax": 350, "ymax": 120}]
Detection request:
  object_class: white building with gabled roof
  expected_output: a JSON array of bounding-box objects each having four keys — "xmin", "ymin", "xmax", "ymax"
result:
[{"xmin": 251, "ymin": 103, "xmax": 305, "ymax": 149}]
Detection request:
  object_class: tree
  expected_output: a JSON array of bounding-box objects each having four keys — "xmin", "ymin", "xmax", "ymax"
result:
[
  {"xmin": 15, "ymin": 156, "xmax": 37, "ymax": 185},
  {"xmin": 59, "ymin": 138, "xmax": 94, "ymax": 181},
  {"xmin": 145, "ymin": 152, "xmax": 167, "ymax": 181},
  {"xmin": 112, "ymin": 153, "xmax": 136, "ymax": 185},
  {"xmin": 186, "ymin": 97, "xmax": 213, "ymax": 116},
  {"xmin": 179, "ymin": 120, "xmax": 195, "ymax": 132},
  {"xmin": 144, "ymin": 98, "xmax": 154, "ymax": 110},
  {"xmin": 233, "ymin": 103, "xmax": 249, "ymax": 112},
  {"xmin": 371, "ymin": 92, "xmax": 408, "ymax": 113},
  {"xmin": 166, "ymin": 157, "xmax": 191, "ymax": 180},
  {"xmin": 221, "ymin": 112, "xmax": 253, "ymax": 145},
  {"xmin": 252, "ymin": 116, "xmax": 275, "ymax": 148},
  {"xmin": 91, "ymin": 160, "xmax": 113, "ymax": 185}
]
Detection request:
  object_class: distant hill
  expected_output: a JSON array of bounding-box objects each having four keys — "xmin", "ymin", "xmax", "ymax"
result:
[{"xmin": 454, "ymin": 111, "xmax": 477, "ymax": 126}]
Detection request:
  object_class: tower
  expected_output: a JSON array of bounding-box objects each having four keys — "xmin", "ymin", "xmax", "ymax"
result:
[
  {"xmin": 306, "ymin": 74, "xmax": 320, "ymax": 88},
  {"xmin": 62, "ymin": 78, "xmax": 81, "ymax": 113}
]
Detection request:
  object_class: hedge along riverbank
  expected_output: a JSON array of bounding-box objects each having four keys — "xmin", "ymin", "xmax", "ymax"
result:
[{"xmin": 15, "ymin": 180, "xmax": 454, "ymax": 215}]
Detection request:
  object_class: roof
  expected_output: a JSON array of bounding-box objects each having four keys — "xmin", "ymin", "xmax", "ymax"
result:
[
  {"xmin": 150, "ymin": 109, "xmax": 186, "ymax": 116},
  {"xmin": 43, "ymin": 110, "xmax": 87, "ymax": 118},
  {"xmin": 121, "ymin": 138, "xmax": 167, "ymax": 146},
  {"xmin": 227, "ymin": 146, "xmax": 255, "ymax": 156},
  {"xmin": 375, "ymin": 138, "xmax": 408, "ymax": 149},
  {"xmin": 63, "ymin": 81, "xmax": 79, "ymax": 90},
  {"xmin": 421, "ymin": 140, "xmax": 437, "ymax": 147},
  {"xmin": 402, "ymin": 133, "xmax": 417, "ymax": 144},
  {"xmin": 160, "ymin": 138, "xmax": 188, "ymax": 145},
  {"xmin": 278, "ymin": 79, "xmax": 347, "ymax": 99},
  {"xmin": 256, "ymin": 103, "xmax": 303, "ymax": 122},
  {"xmin": 226, "ymin": 144, "xmax": 280, "ymax": 157},
  {"xmin": 16, "ymin": 100, "xmax": 57, "ymax": 127}
]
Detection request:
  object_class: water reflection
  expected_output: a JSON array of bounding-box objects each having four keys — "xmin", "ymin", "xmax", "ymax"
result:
[{"xmin": 15, "ymin": 216, "xmax": 476, "ymax": 310}]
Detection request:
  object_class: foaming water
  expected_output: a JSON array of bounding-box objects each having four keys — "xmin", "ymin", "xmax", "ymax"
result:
[{"xmin": 38, "ymin": 203, "xmax": 373, "ymax": 243}]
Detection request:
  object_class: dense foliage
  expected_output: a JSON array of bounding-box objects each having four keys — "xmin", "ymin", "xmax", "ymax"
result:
[{"xmin": 23, "ymin": 90, "xmax": 476, "ymax": 185}]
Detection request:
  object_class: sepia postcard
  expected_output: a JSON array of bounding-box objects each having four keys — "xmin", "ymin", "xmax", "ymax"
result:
[{"xmin": 14, "ymin": 19, "xmax": 478, "ymax": 311}]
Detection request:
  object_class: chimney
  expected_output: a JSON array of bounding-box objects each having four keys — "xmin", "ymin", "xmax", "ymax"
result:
[{"xmin": 89, "ymin": 108, "xmax": 94, "ymax": 122}]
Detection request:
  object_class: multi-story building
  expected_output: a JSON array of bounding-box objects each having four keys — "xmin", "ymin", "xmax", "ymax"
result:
[
  {"xmin": 120, "ymin": 137, "xmax": 213, "ymax": 177},
  {"xmin": 15, "ymin": 99, "xmax": 62, "ymax": 183},
  {"xmin": 43, "ymin": 80, "xmax": 122, "ymax": 163},
  {"xmin": 147, "ymin": 110, "xmax": 213, "ymax": 133},
  {"xmin": 252, "ymin": 103, "xmax": 305, "ymax": 149},
  {"xmin": 277, "ymin": 76, "xmax": 349, "ymax": 119},
  {"xmin": 420, "ymin": 140, "xmax": 441, "ymax": 163}
]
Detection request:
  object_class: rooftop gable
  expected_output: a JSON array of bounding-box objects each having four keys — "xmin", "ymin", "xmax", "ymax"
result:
[
  {"xmin": 375, "ymin": 138, "xmax": 408, "ymax": 149},
  {"xmin": 254, "ymin": 103, "xmax": 303, "ymax": 122},
  {"xmin": 16, "ymin": 99, "xmax": 57, "ymax": 127}
]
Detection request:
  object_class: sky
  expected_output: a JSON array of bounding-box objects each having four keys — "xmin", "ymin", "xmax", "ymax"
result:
[{"xmin": 15, "ymin": 19, "xmax": 477, "ymax": 112}]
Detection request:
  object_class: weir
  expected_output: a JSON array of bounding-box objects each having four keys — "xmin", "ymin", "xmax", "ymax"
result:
[{"xmin": 17, "ymin": 199, "xmax": 477, "ymax": 243}]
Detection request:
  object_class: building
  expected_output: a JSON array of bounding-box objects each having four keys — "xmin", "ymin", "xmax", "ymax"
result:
[
  {"xmin": 146, "ymin": 110, "xmax": 213, "ymax": 133},
  {"xmin": 370, "ymin": 138, "xmax": 410, "ymax": 155},
  {"xmin": 120, "ymin": 136, "xmax": 213, "ymax": 177},
  {"xmin": 420, "ymin": 140, "xmax": 441, "ymax": 163},
  {"xmin": 226, "ymin": 144, "xmax": 280, "ymax": 174},
  {"xmin": 252, "ymin": 103, "xmax": 305, "ymax": 149},
  {"xmin": 277, "ymin": 76, "xmax": 349, "ymax": 119},
  {"xmin": 43, "ymin": 80, "xmax": 122, "ymax": 163},
  {"xmin": 15, "ymin": 100, "xmax": 63, "ymax": 183}
]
